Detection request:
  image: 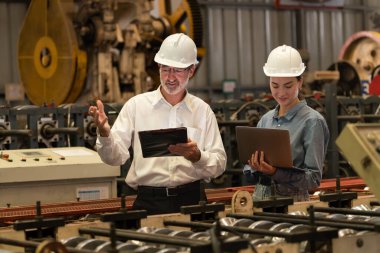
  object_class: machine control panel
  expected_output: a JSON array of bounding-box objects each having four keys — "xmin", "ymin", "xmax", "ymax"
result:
[
  {"xmin": 0, "ymin": 151, "xmax": 65, "ymax": 163},
  {"xmin": 0, "ymin": 147, "xmax": 120, "ymax": 206},
  {"xmin": 0, "ymin": 147, "xmax": 118, "ymax": 183},
  {"xmin": 336, "ymin": 123, "xmax": 380, "ymax": 201}
]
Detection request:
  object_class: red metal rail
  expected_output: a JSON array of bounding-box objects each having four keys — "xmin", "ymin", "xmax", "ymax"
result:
[{"xmin": 0, "ymin": 177, "xmax": 367, "ymax": 223}]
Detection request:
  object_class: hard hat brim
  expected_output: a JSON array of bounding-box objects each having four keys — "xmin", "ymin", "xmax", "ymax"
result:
[
  {"xmin": 154, "ymin": 55, "xmax": 198, "ymax": 68},
  {"xmin": 263, "ymin": 66, "xmax": 306, "ymax": 77}
]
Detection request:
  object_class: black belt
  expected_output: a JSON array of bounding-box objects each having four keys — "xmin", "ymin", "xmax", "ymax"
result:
[{"xmin": 137, "ymin": 180, "xmax": 200, "ymax": 197}]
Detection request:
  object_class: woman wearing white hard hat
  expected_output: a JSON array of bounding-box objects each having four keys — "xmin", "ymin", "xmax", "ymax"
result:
[
  {"xmin": 244, "ymin": 45, "xmax": 330, "ymax": 201},
  {"xmin": 89, "ymin": 33, "xmax": 226, "ymax": 214}
]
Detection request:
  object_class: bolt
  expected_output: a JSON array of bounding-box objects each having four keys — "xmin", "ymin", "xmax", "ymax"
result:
[{"xmin": 356, "ymin": 238, "xmax": 364, "ymax": 248}]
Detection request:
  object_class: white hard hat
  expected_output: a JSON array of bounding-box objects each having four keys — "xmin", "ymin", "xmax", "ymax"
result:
[
  {"xmin": 154, "ymin": 33, "xmax": 199, "ymax": 68},
  {"xmin": 263, "ymin": 45, "xmax": 306, "ymax": 77}
]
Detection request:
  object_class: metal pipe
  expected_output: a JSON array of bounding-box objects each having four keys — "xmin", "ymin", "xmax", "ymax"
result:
[
  {"xmin": 217, "ymin": 120, "xmax": 249, "ymax": 126},
  {"xmin": 337, "ymin": 114, "xmax": 380, "ymax": 120},
  {"xmin": 313, "ymin": 206, "xmax": 380, "ymax": 217},
  {"xmin": 197, "ymin": 0, "xmax": 376, "ymax": 13},
  {"xmin": 79, "ymin": 227, "xmax": 209, "ymax": 248},
  {"xmin": 252, "ymin": 212, "xmax": 375, "ymax": 225},
  {"xmin": 0, "ymin": 237, "xmax": 92, "ymax": 253},
  {"xmin": 43, "ymin": 127, "xmax": 80, "ymax": 135},
  {"xmin": 0, "ymin": 237, "xmax": 38, "ymax": 248},
  {"xmin": 0, "ymin": 129, "xmax": 32, "ymax": 137},
  {"xmin": 230, "ymin": 212, "xmax": 375, "ymax": 231},
  {"xmin": 164, "ymin": 220, "xmax": 286, "ymax": 237},
  {"xmin": 162, "ymin": 220, "xmax": 335, "ymax": 243}
]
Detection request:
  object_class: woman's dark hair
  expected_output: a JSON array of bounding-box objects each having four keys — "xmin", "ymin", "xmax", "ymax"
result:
[{"xmin": 296, "ymin": 75, "xmax": 304, "ymax": 100}]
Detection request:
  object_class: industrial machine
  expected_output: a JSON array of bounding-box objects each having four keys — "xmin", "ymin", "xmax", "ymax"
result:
[
  {"xmin": 338, "ymin": 31, "xmax": 380, "ymax": 96},
  {"xmin": 336, "ymin": 123, "xmax": 380, "ymax": 203},
  {"xmin": 0, "ymin": 182, "xmax": 379, "ymax": 253},
  {"xmin": 0, "ymin": 147, "xmax": 119, "ymax": 207},
  {"xmin": 17, "ymin": 0, "xmax": 204, "ymax": 105}
]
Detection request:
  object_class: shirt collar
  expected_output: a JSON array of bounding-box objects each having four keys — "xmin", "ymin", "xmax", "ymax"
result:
[
  {"xmin": 152, "ymin": 87, "xmax": 164, "ymax": 107},
  {"xmin": 273, "ymin": 100, "xmax": 307, "ymax": 121},
  {"xmin": 152, "ymin": 86, "xmax": 192, "ymax": 112}
]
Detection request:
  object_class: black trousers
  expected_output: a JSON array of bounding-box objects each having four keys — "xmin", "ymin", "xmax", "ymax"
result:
[{"xmin": 132, "ymin": 180, "xmax": 206, "ymax": 215}]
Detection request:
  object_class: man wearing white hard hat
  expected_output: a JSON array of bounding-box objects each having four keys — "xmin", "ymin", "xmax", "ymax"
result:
[
  {"xmin": 244, "ymin": 45, "xmax": 330, "ymax": 201},
  {"xmin": 89, "ymin": 33, "xmax": 226, "ymax": 214}
]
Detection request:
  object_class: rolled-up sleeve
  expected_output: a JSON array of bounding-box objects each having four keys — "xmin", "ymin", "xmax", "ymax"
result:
[{"xmin": 96, "ymin": 102, "xmax": 134, "ymax": 166}]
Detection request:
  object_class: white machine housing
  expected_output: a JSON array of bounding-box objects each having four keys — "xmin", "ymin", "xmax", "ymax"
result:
[{"xmin": 0, "ymin": 147, "xmax": 119, "ymax": 207}]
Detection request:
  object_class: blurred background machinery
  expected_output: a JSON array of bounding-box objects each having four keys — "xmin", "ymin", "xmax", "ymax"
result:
[{"xmin": 17, "ymin": 0, "xmax": 204, "ymax": 105}]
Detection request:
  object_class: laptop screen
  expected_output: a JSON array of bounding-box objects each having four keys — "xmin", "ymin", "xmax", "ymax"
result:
[{"xmin": 235, "ymin": 126, "xmax": 293, "ymax": 168}]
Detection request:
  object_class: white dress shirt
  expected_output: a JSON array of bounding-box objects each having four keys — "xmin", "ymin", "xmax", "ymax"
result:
[{"xmin": 96, "ymin": 87, "xmax": 227, "ymax": 189}]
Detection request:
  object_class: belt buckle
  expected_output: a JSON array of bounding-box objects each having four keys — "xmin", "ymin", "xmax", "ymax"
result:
[{"xmin": 166, "ymin": 187, "xmax": 178, "ymax": 197}]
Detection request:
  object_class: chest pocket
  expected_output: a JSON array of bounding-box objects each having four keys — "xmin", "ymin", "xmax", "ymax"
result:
[{"xmin": 187, "ymin": 127, "xmax": 201, "ymax": 143}]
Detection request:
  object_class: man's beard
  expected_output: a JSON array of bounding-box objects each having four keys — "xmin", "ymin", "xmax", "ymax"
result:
[{"xmin": 161, "ymin": 77, "xmax": 189, "ymax": 95}]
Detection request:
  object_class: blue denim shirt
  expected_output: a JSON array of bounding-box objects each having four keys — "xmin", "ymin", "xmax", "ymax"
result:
[{"xmin": 244, "ymin": 100, "xmax": 330, "ymax": 201}]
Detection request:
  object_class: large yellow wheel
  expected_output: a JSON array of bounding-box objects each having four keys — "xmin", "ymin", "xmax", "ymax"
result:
[
  {"xmin": 158, "ymin": 0, "xmax": 205, "ymax": 59},
  {"xmin": 18, "ymin": 0, "xmax": 87, "ymax": 105},
  {"xmin": 144, "ymin": 0, "xmax": 205, "ymax": 89}
]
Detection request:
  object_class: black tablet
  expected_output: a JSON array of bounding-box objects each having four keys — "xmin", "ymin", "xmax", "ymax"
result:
[{"xmin": 138, "ymin": 127, "xmax": 188, "ymax": 158}]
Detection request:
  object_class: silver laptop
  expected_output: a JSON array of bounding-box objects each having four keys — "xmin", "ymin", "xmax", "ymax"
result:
[{"xmin": 236, "ymin": 126, "xmax": 293, "ymax": 168}]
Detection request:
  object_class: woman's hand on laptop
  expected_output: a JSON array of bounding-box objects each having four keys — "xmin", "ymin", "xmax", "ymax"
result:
[{"xmin": 248, "ymin": 151, "xmax": 277, "ymax": 175}]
